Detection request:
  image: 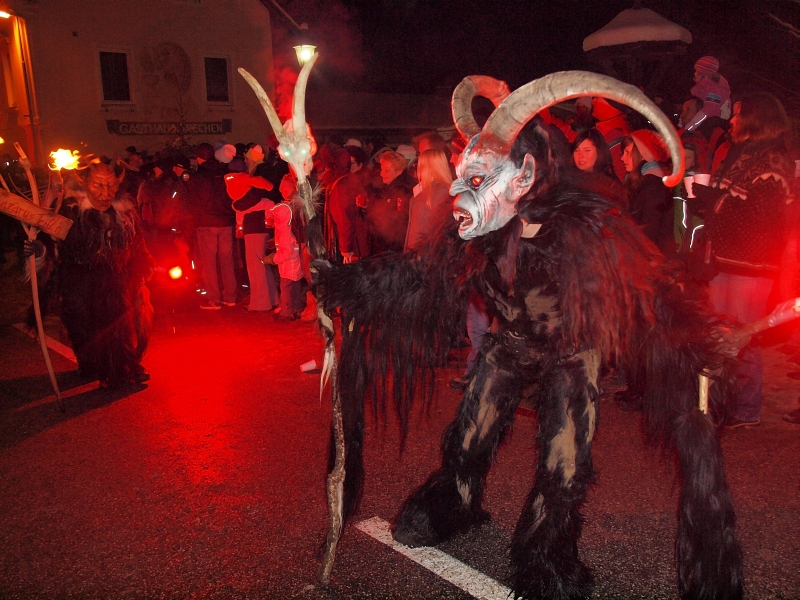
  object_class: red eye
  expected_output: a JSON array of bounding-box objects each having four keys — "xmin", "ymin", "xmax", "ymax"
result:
[{"xmin": 470, "ymin": 176, "xmax": 484, "ymax": 188}]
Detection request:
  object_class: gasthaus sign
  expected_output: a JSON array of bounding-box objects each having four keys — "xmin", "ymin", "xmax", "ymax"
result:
[{"xmin": 106, "ymin": 120, "xmax": 233, "ymax": 136}]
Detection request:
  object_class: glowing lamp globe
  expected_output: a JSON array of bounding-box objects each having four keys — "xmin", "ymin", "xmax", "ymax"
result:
[{"xmin": 294, "ymin": 44, "xmax": 316, "ymax": 66}]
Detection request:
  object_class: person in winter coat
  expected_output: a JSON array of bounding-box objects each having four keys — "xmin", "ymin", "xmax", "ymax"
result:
[
  {"xmin": 268, "ymin": 202, "xmax": 304, "ymax": 321},
  {"xmin": 693, "ymin": 92, "xmax": 794, "ymax": 428},
  {"xmin": 687, "ymin": 56, "xmax": 732, "ymax": 128},
  {"xmin": 571, "ymin": 127, "xmax": 627, "ymax": 211},
  {"xmin": 186, "ymin": 142, "xmax": 238, "ymax": 309},
  {"xmin": 367, "ymin": 151, "xmax": 416, "ymax": 254},
  {"xmin": 404, "ymin": 149, "xmax": 453, "ymax": 251},
  {"xmin": 621, "ymin": 130, "xmax": 674, "ymax": 255},
  {"xmin": 226, "ymin": 156, "xmax": 279, "ymax": 312},
  {"xmin": 327, "ymin": 146, "xmax": 370, "ymax": 263}
]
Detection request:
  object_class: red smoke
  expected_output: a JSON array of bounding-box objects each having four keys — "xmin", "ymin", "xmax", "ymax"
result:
[
  {"xmin": 269, "ymin": 0, "xmax": 364, "ymax": 121},
  {"xmin": 273, "ymin": 63, "xmax": 299, "ymax": 122}
]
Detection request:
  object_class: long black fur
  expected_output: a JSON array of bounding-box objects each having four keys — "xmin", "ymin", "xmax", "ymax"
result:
[
  {"xmin": 34, "ymin": 193, "xmax": 154, "ymax": 387},
  {"xmin": 318, "ymin": 153, "xmax": 742, "ymax": 599}
]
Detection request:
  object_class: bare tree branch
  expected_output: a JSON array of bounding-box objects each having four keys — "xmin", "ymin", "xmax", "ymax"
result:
[{"xmin": 768, "ymin": 12, "xmax": 800, "ymax": 38}]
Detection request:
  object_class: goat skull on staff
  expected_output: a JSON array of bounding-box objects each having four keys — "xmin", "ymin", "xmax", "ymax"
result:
[{"xmin": 238, "ymin": 54, "xmax": 345, "ymax": 584}]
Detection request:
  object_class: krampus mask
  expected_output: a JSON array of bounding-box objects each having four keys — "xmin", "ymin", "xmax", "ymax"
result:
[
  {"xmin": 82, "ymin": 162, "xmax": 124, "ymax": 212},
  {"xmin": 450, "ymin": 71, "xmax": 684, "ymax": 239}
]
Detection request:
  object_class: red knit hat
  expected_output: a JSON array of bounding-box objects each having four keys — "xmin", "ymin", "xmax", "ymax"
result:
[
  {"xmin": 630, "ymin": 130, "xmax": 669, "ymax": 163},
  {"xmin": 694, "ymin": 56, "xmax": 719, "ymax": 77}
]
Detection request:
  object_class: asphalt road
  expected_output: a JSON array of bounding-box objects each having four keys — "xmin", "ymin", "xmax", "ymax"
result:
[{"xmin": 1, "ymin": 284, "xmax": 799, "ymax": 599}]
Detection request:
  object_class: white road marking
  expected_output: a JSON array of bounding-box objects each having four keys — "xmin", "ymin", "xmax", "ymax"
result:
[
  {"xmin": 11, "ymin": 381, "xmax": 99, "ymax": 413},
  {"xmin": 355, "ymin": 517, "xmax": 511, "ymax": 600},
  {"xmin": 14, "ymin": 322, "xmax": 77, "ymax": 363}
]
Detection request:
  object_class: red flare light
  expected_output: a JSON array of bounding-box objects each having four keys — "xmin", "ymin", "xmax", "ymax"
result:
[{"xmin": 168, "ymin": 266, "xmax": 183, "ymax": 280}]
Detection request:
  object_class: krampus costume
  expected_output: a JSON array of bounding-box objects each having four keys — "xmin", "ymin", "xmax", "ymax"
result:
[
  {"xmin": 313, "ymin": 72, "xmax": 743, "ymax": 600},
  {"xmin": 32, "ymin": 162, "xmax": 154, "ymax": 387}
]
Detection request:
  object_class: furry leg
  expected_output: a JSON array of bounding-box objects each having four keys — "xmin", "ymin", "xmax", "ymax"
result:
[
  {"xmin": 510, "ymin": 350, "xmax": 599, "ymax": 600},
  {"xmin": 675, "ymin": 408, "xmax": 743, "ymax": 600},
  {"xmin": 392, "ymin": 337, "xmax": 523, "ymax": 547}
]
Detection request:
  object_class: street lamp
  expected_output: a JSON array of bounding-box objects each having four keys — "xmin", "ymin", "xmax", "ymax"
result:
[
  {"xmin": 294, "ymin": 44, "xmax": 316, "ymax": 66},
  {"xmin": 293, "ymin": 23, "xmax": 316, "ymax": 66}
]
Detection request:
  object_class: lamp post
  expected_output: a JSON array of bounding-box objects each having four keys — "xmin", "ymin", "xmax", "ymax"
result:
[
  {"xmin": 294, "ymin": 43, "xmax": 316, "ymax": 66},
  {"xmin": 293, "ymin": 23, "xmax": 316, "ymax": 66}
]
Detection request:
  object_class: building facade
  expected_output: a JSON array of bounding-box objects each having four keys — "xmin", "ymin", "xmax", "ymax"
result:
[{"xmin": 2, "ymin": 0, "xmax": 276, "ymax": 165}]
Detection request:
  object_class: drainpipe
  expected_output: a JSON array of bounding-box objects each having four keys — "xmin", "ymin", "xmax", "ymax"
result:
[{"xmin": 15, "ymin": 16, "xmax": 40, "ymax": 165}]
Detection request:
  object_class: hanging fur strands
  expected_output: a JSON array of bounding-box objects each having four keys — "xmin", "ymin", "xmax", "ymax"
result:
[{"xmin": 316, "ymin": 71, "xmax": 745, "ymax": 600}]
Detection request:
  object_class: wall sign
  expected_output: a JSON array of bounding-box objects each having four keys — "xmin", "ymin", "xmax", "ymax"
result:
[{"xmin": 106, "ymin": 119, "xmax": 232, "ymax": 136}]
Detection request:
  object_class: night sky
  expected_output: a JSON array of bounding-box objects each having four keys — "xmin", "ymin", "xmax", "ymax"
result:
[{"xmin": 269, "ymin": 0, "xmax": 799, "ymax": 112}]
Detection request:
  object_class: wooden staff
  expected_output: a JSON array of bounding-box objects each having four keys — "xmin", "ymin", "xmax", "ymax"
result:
[
  {"xmin": 238, "ymin": 55, "xmax": 346, "ymax": 585},
  {"xmin": 15, "ymin": 142, "xmax": 64, "ymax": 409}
]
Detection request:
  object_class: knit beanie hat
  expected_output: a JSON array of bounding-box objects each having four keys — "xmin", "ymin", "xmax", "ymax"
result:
[
  {"xmin": 215, "ymin": 143, "xmax": 236, "ymax": 164},
  {"xmin": 245, "ymin": 144, "xmax": 265, "ymax": 164},
  {"xmin": 396, "ymin": 144, "xmax": 416, "ymax": 164},
  {"xmin": 630, "ymin": 130, "xmax": 668, "ymax": 163},
  {"xmin": 195, "ymin": 142, "xmax": 215, "ymax": 161},
  {"xmin": 694, "ymin": 56, "xmax": 719, "ymax": 77}
]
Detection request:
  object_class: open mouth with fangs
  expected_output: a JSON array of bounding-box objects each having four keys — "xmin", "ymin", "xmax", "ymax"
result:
[{"xmin": 453, "ymin": 207, "xmax": 473, "ymax": 229}]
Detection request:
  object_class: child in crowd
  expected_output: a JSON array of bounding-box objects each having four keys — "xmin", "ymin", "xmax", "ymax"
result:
[
  {"xmin": 268, "ymin": 202, "xmax": 304, "ymax": 321},
  {"xmin": 685, "ymin": 56, "xmax": 731, "ymax": 132}
]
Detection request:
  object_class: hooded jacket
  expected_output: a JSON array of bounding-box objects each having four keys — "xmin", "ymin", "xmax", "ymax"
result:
[{"xmin": 186, "ymin": 158, "xmax": 235, "ymax": 228}]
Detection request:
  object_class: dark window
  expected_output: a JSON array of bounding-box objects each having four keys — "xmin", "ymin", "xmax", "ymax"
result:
[
  {"xmin": 99, "ymin": 51, "xmax": 131, "ymax": 102},
  {"xmin": 205, "ymin": 57, "xmax": 229, "ymax": 102}
]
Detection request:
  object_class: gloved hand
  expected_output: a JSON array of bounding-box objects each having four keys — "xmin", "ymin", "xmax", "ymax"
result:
[
  {"xmin": 23, "ymin": 239, "xmax": 45, "ymax": 258},
  {"xmin": 310, "ymin": 258, "xmax": 334, "ymax": 286},
  {"xmin": 686, "ymin": 184, "xmax": 724, "ymax": 217},
  {"xmin": 711, "ymin": 325, "xmax": 750, "ymax": 359}
]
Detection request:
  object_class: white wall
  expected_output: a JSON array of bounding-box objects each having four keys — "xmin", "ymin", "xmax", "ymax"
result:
[{"xmin": 14, "ymin": 0, "xmax": 276, "ymax": 158}]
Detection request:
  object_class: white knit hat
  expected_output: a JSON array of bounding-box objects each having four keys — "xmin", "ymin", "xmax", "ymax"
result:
[
  {"xmin": 215, "ymin": 144, "xmax": 236, "ymax": 164},
  {"xmin": 396, "ymin": 144, "xmax": 416, "ymax": 163}
]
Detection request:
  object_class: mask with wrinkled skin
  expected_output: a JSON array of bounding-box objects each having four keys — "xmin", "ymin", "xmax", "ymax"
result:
[
  {"xmin": 85, "ymin": 163, "xmax": 123, "ymax": 212},
  {"xmin": 450, "ymin": 140, "xmax": 536, "ymax": 240}
]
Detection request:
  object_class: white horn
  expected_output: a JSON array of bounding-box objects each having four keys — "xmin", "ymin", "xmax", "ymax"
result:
[
  {"xmin": 292, "ymin": 53, "xmax": 319, "ymax": 143},
  {"xmin": 238, "ymin": 67, "xmax": 288, "ymax": 143}
]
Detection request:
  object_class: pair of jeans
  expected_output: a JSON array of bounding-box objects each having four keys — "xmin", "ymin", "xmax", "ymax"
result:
[
  {"xmin": 196, "ymin": 226, "xmax": 237, "ymax": 304},
  {"xmin": 243, "ymin": 233, "xmax": 279, "ymax": 311},
  {"xmin": 708, "ymin": 271, "xmax": 774, "ymax": 421},
  {"xmin": 279, "ymin": 278, "xmax": 303, "ymax": 317}
]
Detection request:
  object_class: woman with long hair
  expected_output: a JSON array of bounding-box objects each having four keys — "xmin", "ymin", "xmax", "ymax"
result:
[
  {"xmin": 404, "ymin": 148, "xmax": 453, "ymax": 251},
  {"xmin": 572, "ymin": 128, "xmax": 615, "ymax": 176},
  {"xmin": 571, "ymin": 128, "xmax": 627, "ymax": 209},
  {"xmin": 621, "ymin": 130, "xmax": 674, "ymax": 254},
  {"xmin": 698, "ymin": 92, "xmax": 793, "ymax": 427}
]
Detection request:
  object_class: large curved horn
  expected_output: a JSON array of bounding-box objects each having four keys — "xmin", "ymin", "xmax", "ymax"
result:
[
  {"xmin": 292, "ymin": 53, "xmax": 319, "ymax": 142},
  {"xmin": 482, "ymin": 71, "xmax": 684, "ymax": 187},
  {"xmin": 451, "ymin": 75, "xmax": 511, "ymax": 140},
  {"xmin": 238, "ymin": 67, "xmax": 288, "ymax": 143}
]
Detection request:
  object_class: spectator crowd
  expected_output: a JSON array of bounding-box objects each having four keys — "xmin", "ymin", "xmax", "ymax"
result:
[{"xmin": 4, "ymin": 55, "xmax": 799, "ymax": 424}]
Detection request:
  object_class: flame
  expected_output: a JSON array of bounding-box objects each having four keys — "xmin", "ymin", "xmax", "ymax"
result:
[
  {"xmin": 168, "ymin": 266, "xmax": 183, "ymax": 280},
  {"xmin": 49, "ymin": 148, "xmax": 81, "ymax": 170}
]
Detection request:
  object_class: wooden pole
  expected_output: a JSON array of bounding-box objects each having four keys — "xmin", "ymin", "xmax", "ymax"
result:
[{"xmin": 15, "ymin": 143, "xmax": 63, "ymax": 409}]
